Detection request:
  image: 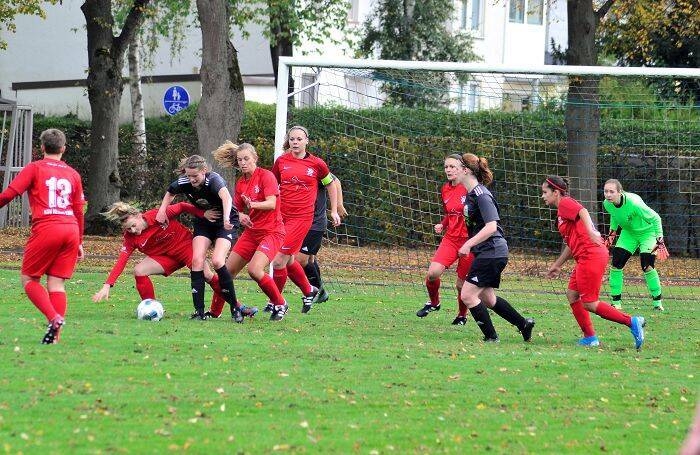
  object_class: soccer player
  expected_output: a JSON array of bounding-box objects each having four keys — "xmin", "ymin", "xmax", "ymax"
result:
[
  {"xmin": 269, "ymin": 125, "xmax": 341, "ymax": 319},
  {"xmin": 415, "ymin": 154, "xmax": 476, "ymax": 325},
  {"xmin": 542, "ymin": 175, "xmax": 646, "ymax": 349},
  {"xmin": 602, "ymin": 179, "xmax": 667, "ymax": 311},
  {"xmin": 92, "ymin": 201, "xmax": 246, "ymax": 319},
  {"xmin": 156, "ymin": 155, "xmax": 242, "ymax": 321},
  {"xmin": 0, "ymin": 128, "xmax": 84, "ymax": 344},
  {"xmin": 295, "ymin": 174, "xmax": 347, "ymax": 304},
  {"xmin": 455, "ymin": 153, "xmax": 535, "ymax": 342},
  {"xmin": 211, "ymin": 141, "xmax": 288, "ymax": 320}
]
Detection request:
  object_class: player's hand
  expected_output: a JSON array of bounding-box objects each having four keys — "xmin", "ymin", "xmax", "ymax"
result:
[
  {"xmin": 155, "ymin": 209, "xmax": 169, "ymax": 226},
  {"xmin": 241, "ymin": 194, "xmax": 252, "ymax": 209},
  {"xmin": 92, "ymin": 284, "xmax": 110, "ymax": 302},
  {"xmin": 77, "ymin": 244, "xmax": 85, "ymax": 261},
  {"xmin": 434, "ymin": 224, "xmax": 443, "ymax": 234},
  {"xmin": 604, "ymin": 231, "xmax": 617, "ymax": 249},
  {"xmin": 239, "ymin": 213, "xmax": 253, "ymax": 229},
  {"xmin": 546, "ymin": 264, "xmax": 561, "ymax": 278},
  {"xmin": 338, "ymin": 204, "xmax": 348, "ymax": 219},
  {"xmin": 203, "ymin": 209, "xmax": 221, "ymax": 222},
  {"xmin": 223, "ymin": 220, "xmax": 234, "ymax": 231},
  {"xmin": 655, "ymin": 237, "xmax": 670, "ymax": 261},
  {"xmin": 330, "ymin": 211, "xmax": 341, "ymax": 227},
  {"xmin": 458, "ymin": 242, "xmax": 470, "ymax": 257},
  {"xmin": 589, "ymin": 230, "xmax": 603, "ymax": 246}
]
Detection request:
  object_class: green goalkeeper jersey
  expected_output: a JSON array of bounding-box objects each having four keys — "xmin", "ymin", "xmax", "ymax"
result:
[{"xmin": 603, "ymin": 192, "xmax": 663, "ymax": 238}]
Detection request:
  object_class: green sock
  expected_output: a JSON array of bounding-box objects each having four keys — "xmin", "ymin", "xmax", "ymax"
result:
[
  {"xmin": 644, "ymin": 268, "xmax": 662, "ymax": 303},
  {"xmin": 609, "ymin": 268, "xmax": 624, "ymax": 301}
]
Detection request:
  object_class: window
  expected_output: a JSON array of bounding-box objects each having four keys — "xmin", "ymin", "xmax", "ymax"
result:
[
  {"xmin": 348, "ymin": 0, "xmax": 359, "ymax": 23},
  {"xmin": 459, "ymin": 0, "xmax": 483, "ymax": 33},
  {"xmin": 458, "ymin": 82, "xmax": 479, "ymax": 112},
  {"xmin": 509, "ymin": 0, "xmax": 543, "ymax": 25},
  {"xmin": 299, "ymin": 73, "xmax": 318, "ymax": 107}
]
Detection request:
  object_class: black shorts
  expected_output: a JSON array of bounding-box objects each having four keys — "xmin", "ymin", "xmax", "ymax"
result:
[
  {"xmin": 299, "ymin": 229, "xmax": 324, "ymax": 256},
  {"xmin": 466, "ymin": 256, "xmax": 508, "ymax": 289},
  {"xmin": 193, "ymin": 219, "xmax": 238, "ymax": 244}
]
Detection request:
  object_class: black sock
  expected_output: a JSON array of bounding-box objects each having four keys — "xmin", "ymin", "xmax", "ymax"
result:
[
  {"xmin": 313, "ymin": 259, "xmax": 324, "ymax": 289},
  {"xmin": 304, "ymin": 261, "xmax": 322, "ymax": 289},
  {"xmin": 190, "ymin": 270, "xmax": 206, "ymax": 314},
  {"xmin": 215, "ymin": 266, "xmax": 238, "ymax": 313},
  {"xmin": 469, "ymin": 303, "xmax": 498, "ymax": 339},
  {"xmin": 492, "ymin": 296, "xmax": 526, "ymax": 329}
]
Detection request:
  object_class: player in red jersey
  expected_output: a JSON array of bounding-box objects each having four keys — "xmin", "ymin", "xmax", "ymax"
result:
[
  {"xmin": 0, "ymin": 129, "xmax": 84, "ymax": 344},
  {"xmin": 213, "ymin": 142, "xmax": 288, "ymax": 320},
  {"xmin": 92, "ymin": 201, "xmax": 231, "ymax": 315},
  {"xmin": 269, "ymin": 126, "xmax": 341, "ymax": 319},
  {"xmin": 415, "ymin": 154, "xmax": 476, "ymax": 325},
  {"xmin": 542, "ymin": 175, "xmax": 646, "ymax": 349}
]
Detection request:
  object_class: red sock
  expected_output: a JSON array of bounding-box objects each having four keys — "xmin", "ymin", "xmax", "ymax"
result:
[
  {"xmin": 49, "ymin": 291, "xmax": 67, "ymax": 317},
  {"xmin": 209, "ymin": 293, "xmax": 225, "ymax": 317},
  {"xmin": 287, "ymin": 261, "xmax": 313, "ymax": 295},
  {"xmin": 594, "ymin": 301, "xmax": 632, "ymax": 326},
  {"xmin": 24, "ymin": 281, "xmax": 58, "ymax": 321},
  {"xmin": 135, "ymin": 275, "xmax": 155, "ymax": 300},
  {"xmin": 207, "ymin": 274, "xmax": 222, "ymax": 294},
  {"xmin": 425, "ymin": 278, "xmax": 440, "ymax": 306},
  {"xmin": 273, "ymin": 267, "xmax": 288, "ymax": 293},
  {"xmin": 570, "ymin": 299, "xmax": 595, "ymax": 337},
  {"xmin": 256, "ymin": 274, "xmax": 286, "ymax": 305},
  {"xmin": 457, "ymin": 295, "xmax": 468, "ymax": 317}
]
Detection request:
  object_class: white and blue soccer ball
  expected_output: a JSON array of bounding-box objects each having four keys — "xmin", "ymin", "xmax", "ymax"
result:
[{"xmin": 136, "ymin": 299, "xmax": 165, "ymax": 321}]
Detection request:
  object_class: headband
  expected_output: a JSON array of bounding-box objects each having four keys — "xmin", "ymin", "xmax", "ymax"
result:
[
  {"xmin": 546, "ymin": 178, "xmax": 567, "ymax": 193},
  {"xmin": 447, "ymin": 154, "xmax": 466, "ymax": 166}
]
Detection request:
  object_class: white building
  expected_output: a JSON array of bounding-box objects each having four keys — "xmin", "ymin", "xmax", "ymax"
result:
[{"xmin": 0, "ymin": 1, "xmax": 568, "ymax": 120}]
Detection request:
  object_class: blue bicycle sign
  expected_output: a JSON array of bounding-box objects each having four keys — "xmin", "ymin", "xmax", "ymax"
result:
[{"xmin": 163, "ymin": 85, "xmax": 190, "ymax": 116}]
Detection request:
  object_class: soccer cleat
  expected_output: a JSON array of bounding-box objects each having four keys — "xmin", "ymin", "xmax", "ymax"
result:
[
  {"xmin": 232, "ymin": 307, "xmax": 244, "ymax": 323},
  {"xmin": 301, "ymin": 286, "xmax": 320, "ymax": 313},
  {"xmin": 520, "ymin": 318, "xmax": 536, "ymax": 342},
  {"xmin": 578, "ymin": 335, "xmax": 600, "ymax": 347},
  {"xmin": 483, "ymin": 336, "xmax": 500, "ymax": 343},
  {"xmin": 653, "ymin": 302, "xmax": 664, "ymax": 312},
  {"xmin": 416, "ymin": 303, "xmax": 440, "ymax": 318},
  {"xmin": 263, "ymin": 302, "xmax": 274, "ymax": 313},
  {"xmin": 241, "ymin": 305, "xmax": 258, "ymax": 318},
  {"xmin": 41, "ymin": 315, "xmax": 64, "ymax": 345},
  {"xmin": 203, "ymin": 311, "xmax": 221, "ymax": 319},
  {"xmin": 630, "ymin": 316, "xmax": 646, "ymax": 350},
  {"xmin": 270, "ymin": 303, "xmax": 289, "ymax": 321},
  {"xmin": 190, "ymin": 311, "xmax": 210, "ymax": 320},
  {"xmin": 316, "ymin": 287, "xmax": 330, "ymax": 303},
  {"xmin": 451, "ymin": 316, "xmax": 468, "ymax": 325}
]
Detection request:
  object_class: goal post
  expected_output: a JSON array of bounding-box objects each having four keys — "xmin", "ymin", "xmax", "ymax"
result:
[{"xmin": 273, "ymin": 57, "xmax": 700, "ymax": 302}]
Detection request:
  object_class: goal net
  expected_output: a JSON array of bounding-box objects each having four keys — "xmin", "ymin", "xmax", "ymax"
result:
[{"xmin": 274, "ymin": 58, "xmax": 699, "ymax": 303}]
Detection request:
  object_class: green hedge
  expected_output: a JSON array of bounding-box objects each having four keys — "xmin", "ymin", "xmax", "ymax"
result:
[{"xmin": 31, "ymin": 103, "xmax": 698, "ymax": 255}]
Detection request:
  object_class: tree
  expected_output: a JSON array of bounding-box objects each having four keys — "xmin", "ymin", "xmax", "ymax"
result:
[
  {"xmin": 562, "ymin": 0, "xmax": 616, "ymax": 221},
  {"xmin": 0, "ymin": 1, "xmax": 59, "ymax": 50},
  {"xmin": 598, "ymin": 0, "xmax": 699, "ymax": 100},
  {"xmin": 195, "ymin": 0, "xmax": 244, "ymax": 174},
  {"xmin": 358, "ymin": 0, "xmax": 479, "ymax": 107},
  {"xmin": 81, "ymin": 0, "xmax": 150, "ymax": 233}
]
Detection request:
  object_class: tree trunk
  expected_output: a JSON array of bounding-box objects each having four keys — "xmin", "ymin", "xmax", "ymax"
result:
[
  {"xmin": 129, "ymin": 35, "xmax": 147, "ymax": 196},
  {"xmin": 81, "ymin": 0, "xmax": 149, "ymax": 234},
  {"xmin": 195, "ymin": 0, "xmax": 245, "ymax": 179},
  {"xmin": 269, "ymin": 2, "xmax": 295, "ymax": 108},
  {"xmin": 565, "ymin": 0, "xmax": 601, "ymax": 223}
]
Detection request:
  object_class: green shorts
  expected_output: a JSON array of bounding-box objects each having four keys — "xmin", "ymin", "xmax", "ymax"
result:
[{"xmin": 615, "ymin": 230, "xmax": 657, "ymax": 254}]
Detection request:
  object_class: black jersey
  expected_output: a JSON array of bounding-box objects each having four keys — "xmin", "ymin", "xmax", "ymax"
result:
[
  {"xmin": 167, "ymin": 171, "xmax": 239, "ymax": 226},
  {"xmin": 464, "ymin": 184, "xmax": 508, "ymax": 258}
]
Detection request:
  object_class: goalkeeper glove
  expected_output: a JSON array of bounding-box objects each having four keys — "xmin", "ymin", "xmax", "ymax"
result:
[
  {"xmin": 604, "ymin": 231, "xmax": 617, "ymax": 249},
  {"xmin": 652, "ymin": 237, "xmax": 670, "ymax": 261}
]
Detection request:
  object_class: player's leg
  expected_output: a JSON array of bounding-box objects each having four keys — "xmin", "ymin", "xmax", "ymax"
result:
[
  {"xmin": 211, "ymin": 231, "xmax": 239, "ymax": 320},
  {"xmin": 609, "ymin": 230, "xmax": 635, "ymax": 309},
  {"xmin": 417, "ymin": 261, "xmax": 445, "ymax": 317},
  {"xmin": 452, "ymin": 251, "xmax": 473, "ymax": 324},
  {"xmin": 639, "ymin": 234, "xmax": 664, "ymax": 311},
  {"xmin": 460, "ymin": 279, "xmax": 498, "ymax": 341},
  {"xmin": 190, "ymin": 233, "xmax": 212, "ymax": 319},
  {"xmin": 298, "ymin": 230, "xmax": 325, "ymax": 301},
  {"xmin": 132, "ymin": 257, "xmax": 167, "ymax": 300}
]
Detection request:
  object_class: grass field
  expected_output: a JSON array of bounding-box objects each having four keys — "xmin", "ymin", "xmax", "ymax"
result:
[{"xmin": 0, "ymin": 267, "xmax": 697, "ymax": 454}]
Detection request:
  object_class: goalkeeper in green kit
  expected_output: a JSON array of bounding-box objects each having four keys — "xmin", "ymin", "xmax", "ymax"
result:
[{"xmin": 603, "ymin": 179, "xmax": 669, "ymax": 311}]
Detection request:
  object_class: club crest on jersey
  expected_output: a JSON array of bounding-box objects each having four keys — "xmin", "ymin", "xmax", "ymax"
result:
[
  {"xmin": 460, "ymin": 195, "xmax": 466, "ymax": 204},
  {"xmin": 254, "ymin": 185, "xmax": 260, "ymax": 194},
  {"xmin": 306, "ymin": 167, "xmax": 314, "ymax": 177},
  {"xmin": 557, "ymin": 216, "xmax": 564, "ymax": 225}
]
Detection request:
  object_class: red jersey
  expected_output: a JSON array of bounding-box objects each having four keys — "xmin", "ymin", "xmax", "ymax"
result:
[
  {"xmin": 234, "ymin": 167, "xmax": 284, "ymax": 234},
  {"xmin": 0, "ymin": 158, "xmax": 85, "ymax": 238},
  {"xmin": 106, "ymin": 203, "xmax": 203, "ymax": 285},
  {"xmin": 271, "ymin": 152, "xmax": 331, "ymax": 220},
  {"xmin": 556, "ymin": 197, "xmax": 607, "ymax": 260},
  {"xmin": 440, "ymin": 182, "xmax": 469, "ymax": 239}
]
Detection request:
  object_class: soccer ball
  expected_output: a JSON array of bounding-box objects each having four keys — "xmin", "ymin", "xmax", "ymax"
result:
[{"xmin": 136, "ymin": 299, "xmax": 165, "ymax": 321}]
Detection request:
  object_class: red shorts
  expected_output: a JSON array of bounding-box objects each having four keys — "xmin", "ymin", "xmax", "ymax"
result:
[
  {"xmin": 22, "ymin": 224, "xmax": 80, "ymax": 279},
  {"xmin": 568, "ymin": 253, "xmax": 609, "ymax": 303},
  {"xmin": 233, "ymin": 229, "xmax": 285, "ymax": 262},
  {"xmin": 432, "ymin": 235, "xmax": 473, "ymax": 280},
  {"xmin": 279, "ymin": 216, "xmax": 313, "ymax": 256}
]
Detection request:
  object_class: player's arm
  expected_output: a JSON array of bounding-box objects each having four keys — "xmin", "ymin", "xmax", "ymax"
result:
[
  {"xmin": 218, "ymin": 187, "xmax": 233, "ymax": 230},
  {"xmin": 0, "ymin": 165, "xmax": 34, "ymax": 208},
  {"xmin": 578, "ymin": 207, "xmax": 603, "ymax": 246},
  {"xmin": 331, "ymin": 177, "xmax": 348, "ymax": 218},
  {"xmin": 93, "ymin": 242, "xmax": 134, "ymax": 302},
  {"xmin": 636, "ymin": 199, "xmax": 664, "ymax": 238},
  {"xmin": 249, "ymin": 195, "xmax": 276, "ymax": 211},
  {"xmin": 459, "ymin": 220, "xmax": 497, "ymax": 257},
  {"xmin": 321, "ymin": 172, "xmax": 340, "ymax": 226},
  {"xmin": 156, "ymin": 191, "xmax": 176, "ymax": 225},
  {"xmin": 547, "ymin": 244, "xmax": 573, "ymax": 278}
]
